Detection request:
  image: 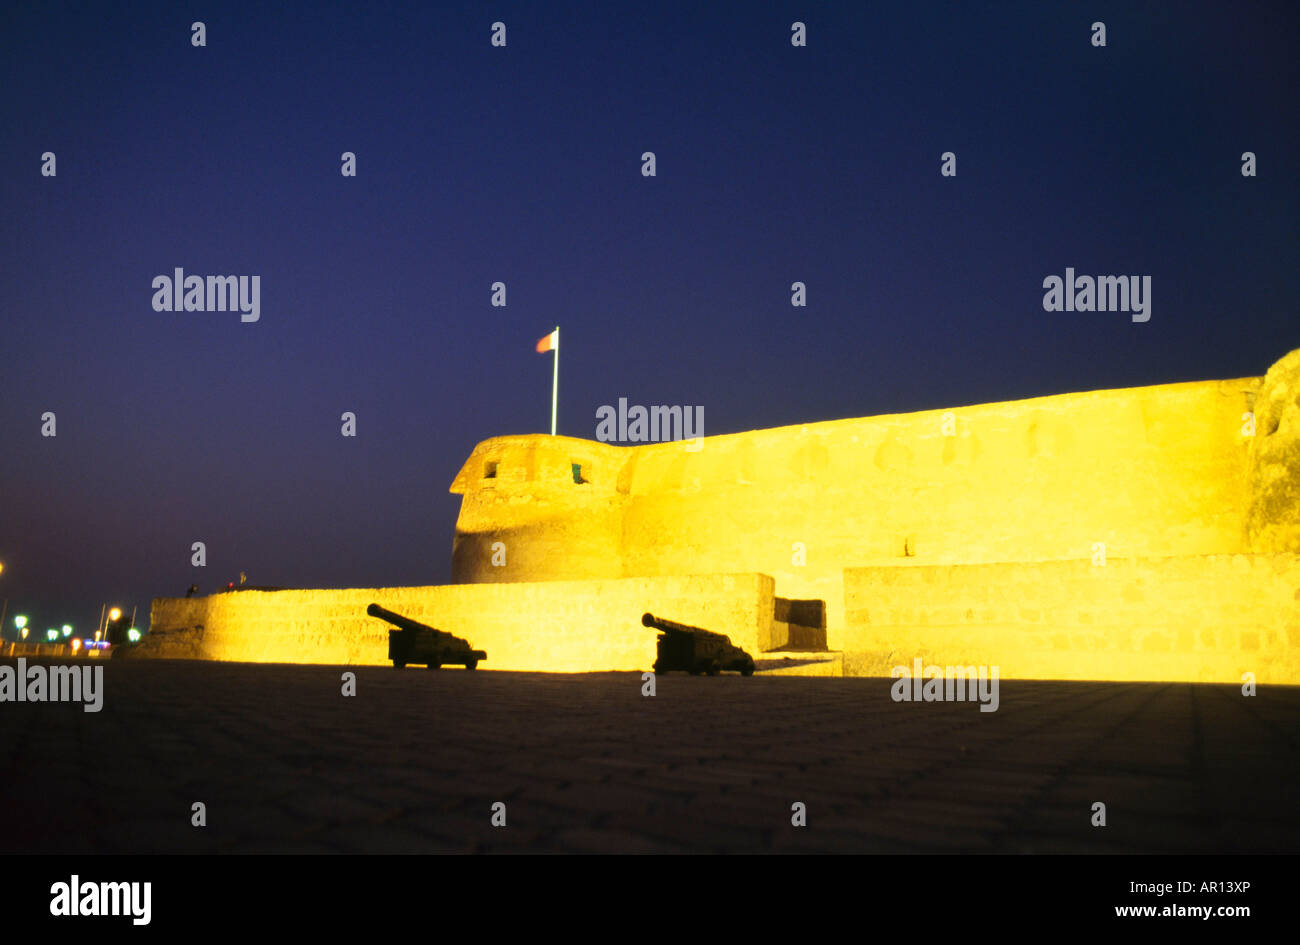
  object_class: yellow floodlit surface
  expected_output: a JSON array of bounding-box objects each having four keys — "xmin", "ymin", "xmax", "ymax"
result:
[{"xmin": 141, "ymin": 352, "xmax": 1299, "ymax": 682}]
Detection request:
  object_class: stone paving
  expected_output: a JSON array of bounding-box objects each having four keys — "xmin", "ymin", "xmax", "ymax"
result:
[{"xmin": 1, "ymin": 660, "xmax": 1296, "ymax": 853}]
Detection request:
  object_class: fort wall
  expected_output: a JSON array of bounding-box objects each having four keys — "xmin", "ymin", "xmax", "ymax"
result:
[
  {"xmin": 451, "ymin": 376, "xmax": 1263, "ymax": 639},
  {"xmin": 842, "ymin": 553, "xmax": 1300, "ymax": 683},
  {"xmin": 140, "ymin": 351, "xmax": 1299, "ymax": 681},
  {"xmin": 138, "ymin": 573, "xmax": 774, "ymax": 672}
]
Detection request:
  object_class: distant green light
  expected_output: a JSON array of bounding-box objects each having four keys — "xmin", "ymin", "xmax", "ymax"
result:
[
  {"xmin": 127, "ymin": 628, "xmax": 141, "ymax": 643},
  {"xmin": 13, "ymin": 615, "xmax": 27, "ymax": 630},
  {"xmin": 46, "ymin": 629, "xmax": 58, "ymax": 641},
  {"xmin": 62, "ymin": 624, "xmax": 73, "ymax": 637}
]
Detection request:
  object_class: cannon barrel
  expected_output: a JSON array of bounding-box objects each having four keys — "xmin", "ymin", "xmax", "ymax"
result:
[
  {"xmin": 367, "ymin": 603, "xmax": 433, "ymax": 633},
  {"xmin": 642, "ymin": 612, "xmax": 717, "ymax": 637}
]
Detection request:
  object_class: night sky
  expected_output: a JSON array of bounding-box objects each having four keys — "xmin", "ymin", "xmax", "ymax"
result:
[{"xmin": 1, "ymin": 1, "xmax": 1296, "ymax": 636}]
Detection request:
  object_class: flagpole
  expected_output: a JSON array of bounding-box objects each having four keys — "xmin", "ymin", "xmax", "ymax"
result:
[{"xmin": 550, "ymin": 325, "xmax": 559, "ymax": 436}]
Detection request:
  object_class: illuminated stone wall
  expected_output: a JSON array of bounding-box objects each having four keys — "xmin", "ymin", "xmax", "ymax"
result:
[
  {"xmin": 139, "ymin": 573, "xmax": 773, "ymax": 671},
  {"xmin": 450, "ymin": 436, "xmax": 630, "ymax": 585},
  {"xmin": 141, "ymin": 352, "xmax": 1297, "ymax": 679},
  {"xmin": 1247, "ymin": 348, "xmax": 1300, "ymax": 552},
  {"xmin": 452, "ymin": 369, "xmax": 1280, "ymax": 638},
  {"xmin": 842, "ymin": 554, "xmax": 1300, "ymax": 683}
]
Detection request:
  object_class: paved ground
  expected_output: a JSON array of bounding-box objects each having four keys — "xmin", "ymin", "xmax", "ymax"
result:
[{"xmin": 1, "ymin": 660, "xmax": 1296, "ymax": 853}]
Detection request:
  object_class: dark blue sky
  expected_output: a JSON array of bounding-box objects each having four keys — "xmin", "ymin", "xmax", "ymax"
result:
[{"xmin": 2, "ymin": 1, "xmax": 1296, "ymax": 635}]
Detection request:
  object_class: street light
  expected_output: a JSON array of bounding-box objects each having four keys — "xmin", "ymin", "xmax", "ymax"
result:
[
  {"xmin": 127, "ymin": 628, "xmax": 141, "ymax": 643},
  {"xmin": 46, "ymin": 629, "xmax": 58, "ymax": 642},
  {"xmin": 14, "ymin": 615, "xmax": 27, "ymax": 631},
  {"xmin": 62, "ymin": 624, "xmax": 73, "ymax": 638},
  {"xmin": 97, "ymin": 607, "xmax": 121, "ymax": 643}
]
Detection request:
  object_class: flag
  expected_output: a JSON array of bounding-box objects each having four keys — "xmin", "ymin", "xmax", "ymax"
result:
[{"xmin": 536, "ymin": 329, "xmax": 558, "ymax": 353}]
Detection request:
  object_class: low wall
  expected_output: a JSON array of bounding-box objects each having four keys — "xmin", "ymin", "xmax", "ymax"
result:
[
  {"xmin": 138, "ymin": 573, "xmax": 775, "ymax": 672},
  {"xmin": 842, "ymin": 554, "xmax": 1300, "ymax": 683}
]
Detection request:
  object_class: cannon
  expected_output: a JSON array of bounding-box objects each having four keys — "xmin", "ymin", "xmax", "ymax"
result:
[
  {"xmin": 642, "ymin": 612, "xmax": 755, "ymax": 676},
  {"xmin": 366, "ymin": 603, "xmax": 486, "ymax": 670}
]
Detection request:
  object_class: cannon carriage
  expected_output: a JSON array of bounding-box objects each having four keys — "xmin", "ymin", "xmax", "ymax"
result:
[
  {"xmin": 366, "ymin": 603, "xmax": 486, "ymax": 670},
  {"xmin": 642, "ymin": 612, "xmax": 755, "ymax": 676}
]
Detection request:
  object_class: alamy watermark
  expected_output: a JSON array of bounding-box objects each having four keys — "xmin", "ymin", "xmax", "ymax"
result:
[
  {"xmin": 50, "ymin": 875, "xmax": 150, "ymax": 925},
  {"xmin": 151, "ymin": 268, "xmax": 260, "ymax": 322},
  {"xmin": 1042, "ymin": 268, "xmax": 1150, "ymax": 322},
  {"xmin": 596, "ymin": 398, "xmax": 703, "ymax": 450},
  {"xmin": 0, "ymin": 659, "xmax": 103, "ymax": 712},
  {"xmin": 890, "ymin": 658, "xmax": 999, "ymax": 712}
]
